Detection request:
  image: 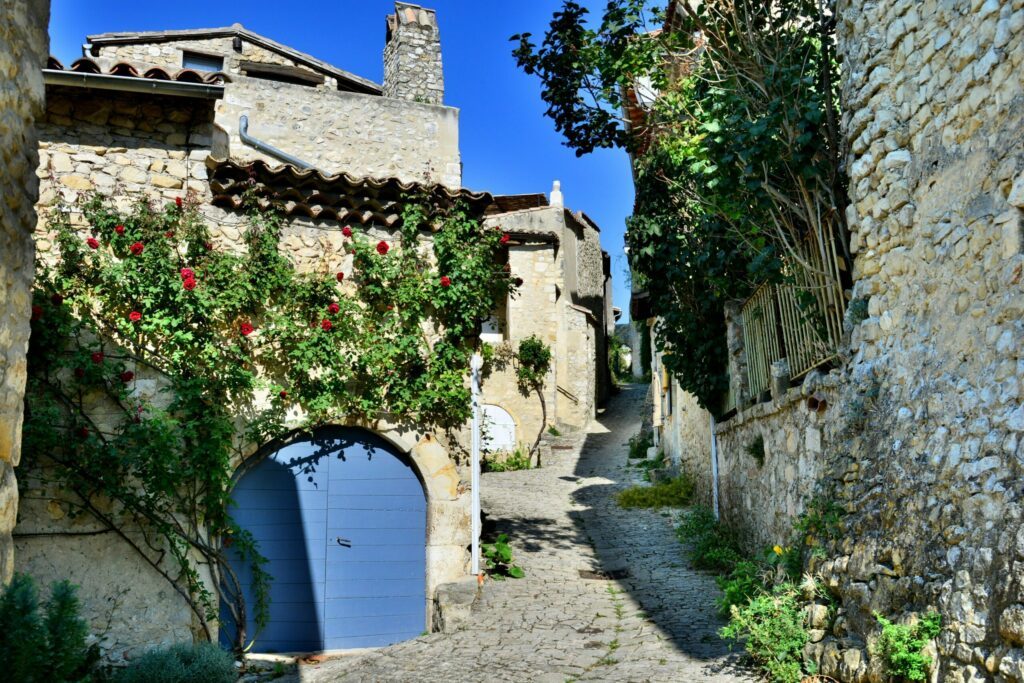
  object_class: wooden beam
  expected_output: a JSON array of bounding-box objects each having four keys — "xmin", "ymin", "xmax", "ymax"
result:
[{"xmin": 239, "ymin": 60, "xmax": 325, "ymax": 86}]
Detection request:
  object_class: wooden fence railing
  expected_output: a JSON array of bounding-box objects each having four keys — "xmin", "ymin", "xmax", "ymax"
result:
[{"xmin": 740, "ymin": 231, "xmax": 846, "ymax": 400}]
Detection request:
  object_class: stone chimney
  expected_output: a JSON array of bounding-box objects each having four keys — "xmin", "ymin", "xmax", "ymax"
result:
[{"xmin": 384, "ymin": 2, "xmax": 444, "ymax": 105}]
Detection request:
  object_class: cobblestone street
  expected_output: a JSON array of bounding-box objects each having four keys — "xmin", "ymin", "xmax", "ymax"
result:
[{"xmin": 284, "ymin": 385, "xmax": 752, "ymax": 682}]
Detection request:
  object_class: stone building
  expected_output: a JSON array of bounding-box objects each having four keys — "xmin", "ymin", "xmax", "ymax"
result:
[
  {"xmin": 0, "ymin": 0, "xmax": 49, "ymax": 585},
  {"xmin": 632, "ymin": 1, "xmax": 1024, "ymax": 680},
  {"xmin": 15, "ymin": 1, "xmax": 611, "ymax": 659}
]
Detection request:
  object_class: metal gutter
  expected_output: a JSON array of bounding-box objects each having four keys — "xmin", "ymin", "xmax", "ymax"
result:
[
  {"xmin": 238, "ymin": 115, "xmax": 314, "ymax": 170},
  {"xmin": 43, "ymin": 69, "xmax": 224, "ymax": 99}
]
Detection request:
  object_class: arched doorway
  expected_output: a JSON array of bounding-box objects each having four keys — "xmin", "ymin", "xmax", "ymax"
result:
[
  {"xmin": 223, "ymin": 426, "xmax": 427, "ymax": 652},
  {"xmin": 481, "ymin": 404, "xmax": 517, "ymax": 453}
]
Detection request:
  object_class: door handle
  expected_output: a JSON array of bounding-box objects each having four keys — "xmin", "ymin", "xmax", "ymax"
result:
[{"xmin": 336, "ymin": 537, "xmax": 352, "ymax": 547}]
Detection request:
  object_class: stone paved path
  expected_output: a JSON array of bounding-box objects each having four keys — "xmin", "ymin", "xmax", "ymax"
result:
[{"xmin": 283, "ymin": 385, "xmax": 753, "ymax": 682}]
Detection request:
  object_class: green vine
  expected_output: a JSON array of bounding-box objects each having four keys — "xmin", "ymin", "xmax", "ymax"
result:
[
  {"xmin": 513, "ymin": 0, "xmax": 846, "ymax": 411},
  {"xmin": 23, "ymin": 189, "xmax": 514, "ymax": 651}
]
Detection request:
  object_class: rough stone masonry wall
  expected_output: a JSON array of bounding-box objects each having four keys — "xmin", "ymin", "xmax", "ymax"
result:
[
  {"xmin": 0, "ymin": 0, "xmax": 49, "ymax": 584},
  {"xmin": 216, "ymin": 76, "xmax": 461, "ymax": 187},
  {"xmin": 384, "ymin": 2, "xmax": 444, "ymax": 105},
  {"xmin": 804, "ymin": 1, "xmax": 1024, "ymax": 681}
]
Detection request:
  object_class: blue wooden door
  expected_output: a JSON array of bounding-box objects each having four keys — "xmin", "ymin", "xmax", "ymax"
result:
[{"xmin": 223, "ymin": 427, "xmax": 426, "ymax": 652}]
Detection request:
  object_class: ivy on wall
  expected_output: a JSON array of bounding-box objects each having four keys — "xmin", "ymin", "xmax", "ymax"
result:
[
  {"xmin": 513, "ymin": 0, "xmax": 845, "ymax": 411},
  {"xmin": 23, "ymin": 189, "xmax": 516, "ymax": 650}
]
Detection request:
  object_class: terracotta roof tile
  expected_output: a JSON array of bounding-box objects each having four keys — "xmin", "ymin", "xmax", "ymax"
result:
[
  {"xmin": 206, "ymin": 157, "xmax": 492, "ymax": 228},
  {"xmin": 46, "ymin": 56, "xmax": 230, "ymax": 85}
]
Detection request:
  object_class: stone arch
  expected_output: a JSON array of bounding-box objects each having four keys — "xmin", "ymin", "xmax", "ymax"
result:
[{"xmin": 229, "ymin": 418, "xmax": 469, "ymax": 639}]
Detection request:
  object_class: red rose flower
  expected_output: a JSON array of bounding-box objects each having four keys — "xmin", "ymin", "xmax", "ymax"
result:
[
  {"xmin": 31, "ymin": 305, "xmax": 43, "ymax": 321},
  {"xmin": 115, "ymin": 225, "xmax": 125, "ymax": 235},
  {"xmin": 183, "ymin": 278, "xmax": 197, "ymax": 291},
  {"xmin": 327, "ymin": 302, "xmax": 340, "ymax": 314},
  {"xmin": 440, "ymin": 276, "xmax": 451, "ymax": 288},
  {"xmin": 376, "ymin": 241, "xmax": 389, "ymax": 255},
  {"xmin": 86, "ymin": 237, "xmax": 99, "ymax": 250},
  {"xmin": 175, "ymin": 197, "xmax": 183, "ymax": 208},
  {"xmin": 91, "ymin": 351, "xmax": 104, "ymax": 364},
  {"xmin": 120, "ymin": 370, "xmax": 135, "ymax": 383},
  {"xmin": 74, "ymin": 367, "xmax": 85, "ymax": 379},
  {"xmin": 342, "ymin": 226, "xmax": 353, "ymax": 237},
  {"xmin": 240, "ymin": 322, "xmax": 254, "ymax": 336},
  {"xmin": 130, "ymin": 241, "xmax": 144, "ymax": 256},
  {"xmin": 336, "ymin": 271, "xmax": 345, "ymax": 282},
  {"xmin": 51, "ymin": 293, "xmax": 64, "ymax": 306},
  {"xmin": 279, "ymin": 390, "xmax": 288, "ymax": 399},
  {"xmin": 129, "ymin": 311, "xmax": 142, "ymax": 322},
  {"xmin": 77, "ymin": 426, "xmax": 89, "ymax": 439},
  {"xmin": 386, "ymin": 305, "xmax": 394, "ymax": 311},
  {"xmin": 321, "ymin": 318, "xmax": 333, "ymax": 331},
  {"xmin": 164, "ymin": 231, "xmax": 175, "ymax": 238},
  {"xmin": 500, "ymin": 233, "xmax": 510, "ymax": 245},
  {"xmin": 180, "ymin": 268, "xmax": 195, "ymax": 280},
  {"xmin": 514, "ymin": 277, "xmax": 524, "ymax": 287},
  {"xmin": 204, "ymin": 242, "xmax": 214, "ymax": 251}
]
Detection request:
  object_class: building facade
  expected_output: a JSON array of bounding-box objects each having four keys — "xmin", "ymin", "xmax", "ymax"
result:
[{"xmin": 16, "ymin": 2, "xmax": 611, "ymax": 659}]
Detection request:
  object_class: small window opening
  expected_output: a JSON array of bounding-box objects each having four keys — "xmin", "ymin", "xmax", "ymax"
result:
[{"xmin": 182, "ymin": 51, "xmax": 224, "ymax": 72}]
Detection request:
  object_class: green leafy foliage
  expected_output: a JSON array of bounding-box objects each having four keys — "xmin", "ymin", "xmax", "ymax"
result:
[
  {"xmin": 628, "ymin": 430, "xmax": 653, "ymax": 459},
  {"xmin": 513, "ymin": 0, "xmax": 847, "ymax": 411},
  {"xmin": 872, "ymin": 611, "xmax": 942, "ymax": 681},
  {"xmin": 481, "ymin": 533, "xmax": 526, "ymax": 579},
  {"xmin": 23, "ymin": 190, "xmax": 514, "ymax": 649},
  {"xmin": 715, "ymin": 560, "xmax": 762, "ymax": 616},
  {"xmin": 482, "ymin": 447, "xmax": 533, "ymax": 472},
  {"xmin": 516, "ymin": 335, "xmax": 552, "ymax": 390},
  {"xmin": 616, "ymin": 474, "xmax": 694, "ymax": 508},
  {"xmin": 0, "ymin": 574, "xmax": 99, "ymax": 683},
  {"xmin": 720, "ymin": 584, "xmax": 811, "ymax": 683},
  {"xmin": 113, "ymin": 642, "xmax": 236, "ymax": 683},
  {"xmin": 677, "ymin": 506, "xmax": 743, "ymax": 572}
]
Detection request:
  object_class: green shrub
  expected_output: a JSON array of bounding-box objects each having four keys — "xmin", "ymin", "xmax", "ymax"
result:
[
  {"xmin": 616, "ymin": 475, "xmax": 694, "ymax": 509},
  {"xmin": 481, "ymin": 533, "xmax": 525, "ymax": 579},
  {"xmin": 0, "ymin": 574, "xmax": 98, "ymax": 683},
  {"xmin": 114, "ymin": 642, "xmax": 236, "ymax": 683},
  {"xmin": 872, "ymin": 611, "xmax": 941, "ymax": 682},
  {"xmin": 628, "ymin": 431, "xmax": 653, "ymax": 459},
  {"xmin": 482, "ymin": 447, "xmax": 532, "ymax": 472},
  {"xmin": 715, "ymin": 560, "xmax": 764, "ymax": 616},
  {"xmin": 677, "ymin": 507, "xmax": 744, "ymax": 572},
  {"xmin": 720, "ymin": 583, "xmax": 810, "ymax": 683}
]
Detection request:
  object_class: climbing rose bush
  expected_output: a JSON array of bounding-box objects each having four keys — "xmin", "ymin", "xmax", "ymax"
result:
[{"xmin": 22, "ymin": 190, "xmax": 515, "ymax": 650}]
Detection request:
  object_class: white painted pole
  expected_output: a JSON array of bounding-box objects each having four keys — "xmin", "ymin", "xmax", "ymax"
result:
[
  {"xmin": 710, "ymin": 414, "xmax": 720, "ymax": 521},
  {"xmin": 470, "ymin": 352, "xmax": 483, "ymax": 576}
]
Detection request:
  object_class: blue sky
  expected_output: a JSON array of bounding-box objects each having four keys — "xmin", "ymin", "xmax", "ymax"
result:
[{"xmin": 48, "ymin": 0, "xmax": 636, "ymax": 321}]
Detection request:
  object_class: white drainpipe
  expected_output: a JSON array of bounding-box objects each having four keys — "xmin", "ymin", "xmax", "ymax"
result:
[
  {"xmin": 470, "ymin": 353, "xmax": 483, "ymax": 576},
  {"xmin": 710, "ymin": 414, "xmax": 720, "ymax": 521}
]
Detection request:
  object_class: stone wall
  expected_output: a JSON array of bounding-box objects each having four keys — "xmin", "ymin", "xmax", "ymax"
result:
[
  {"xmin": 216, "ymin": 75, "xmax": 461, "ymax": 187},
  {"xmin": 0, "ymin": 0, "xmax": 49, "ymax": 584},
  {"xmin": 384, "ymin": 2, "xmax": 445, "ymax": 105},
  {"xmin": 811, "ymin": 1, "xmax": 1024, "ymax": 680}
]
